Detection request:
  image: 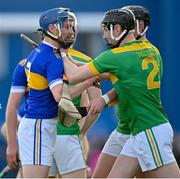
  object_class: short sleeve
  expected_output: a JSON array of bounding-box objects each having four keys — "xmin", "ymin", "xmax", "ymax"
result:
[
  {"xmin": 46, "ymin": 56, "xmax": 64, "ymax": 90},
  {"xmin": 11, "ymin": 62, "xmax": 27, "ymax": 93},
  {"xmin": 88, "ymin": 50, "xmax": 116, "ymax": 75}
]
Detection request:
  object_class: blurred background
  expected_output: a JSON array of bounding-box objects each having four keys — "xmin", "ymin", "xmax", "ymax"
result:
[{"xmin": 0, "ymin": 0, "xmax": 180, "ymax": 177}]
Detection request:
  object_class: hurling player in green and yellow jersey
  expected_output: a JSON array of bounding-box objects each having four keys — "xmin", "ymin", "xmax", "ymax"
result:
[
  {"xmin": 61, "ymin": 8, "xmax": 180, "ymax": 178},
  {"xmin": 92, "ymin": 5, "xmax": 165, "ymax": 178}
]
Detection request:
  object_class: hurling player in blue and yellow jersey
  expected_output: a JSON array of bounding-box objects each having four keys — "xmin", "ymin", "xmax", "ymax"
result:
[
  {"xmin": 4, "ymin": 59, "xmax": 27, "ymax": 174},
  {"xmin": 49, "ymin": 49, "xmax": 101, "ymax": 178},
  {"xmin": 49, "ymin": 12, "xmax": 101, "ymax": 177},
  {"xmin": 6, "ymin": 8, "xmax": 98, "ymax": 178},
  {"xmin": 61, "ymin": 8, "xmax": 180, "ymax": 178}
]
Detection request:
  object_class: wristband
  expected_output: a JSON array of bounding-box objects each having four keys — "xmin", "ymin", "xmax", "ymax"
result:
[
  {"xmin": 101, "ymin": 94, "xmax": 110, "ymax": 104},
  {"xmin": 61, "ymin": 52, "xmax": 67, "ymax": 58}
]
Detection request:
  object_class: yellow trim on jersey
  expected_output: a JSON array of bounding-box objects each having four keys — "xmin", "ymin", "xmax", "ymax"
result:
[
  {"xmin": 25, "ymin": 70, "xmax": 48, "ymax": 90},
  {"xmin": 109, "ymin": 74, "xmax": 118, "ymax": 84},
  {"xmin": 146, "ymin": 129, "xmax": 162, "ymax": 167},
  {"xmin": 88, "ymin": 61, "xmax": 100, "ymax": 75},
  {"xmin": 112, "ymin": 42, "xmax": 152, "ymax": 54},
  {"xmin": 68, "ymin": 49, "xmax": 92, "ymax": 61}
]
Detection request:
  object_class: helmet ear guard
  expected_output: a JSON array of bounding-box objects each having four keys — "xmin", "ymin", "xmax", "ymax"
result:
[
  {"xmin": 44, "ymin": 23, "xmax": 61, "ymax": 39},
  {"xmin": 109, "ymin": 24, "xmax": 128, "ymax": 41},
  {"xmin": 136, "ymin": 19, "xmax": 149, "ymax": 37}
]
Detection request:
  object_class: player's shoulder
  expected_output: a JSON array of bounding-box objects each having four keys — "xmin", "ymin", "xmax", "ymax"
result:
[
  {"xmin": 35, "ymin": 47, "xmax": 62, "ymax": 67},
  {"xmin": 68, "ymin": 48, "xmax": 92, "ymax": 61},
  {"xmin": 13, "ymin": 59, "xmax": 27, "ymax": 77},
  {"xmin": 143, "ymin": 40, "xmax": 160, "ymax": 55},
  {"xmin": 35, "ymin": 43, "xmax": 62, "ymax": 62},
  {"xmin": 111, "ymin": 40, "xmax": 148, "ymax": 54}
]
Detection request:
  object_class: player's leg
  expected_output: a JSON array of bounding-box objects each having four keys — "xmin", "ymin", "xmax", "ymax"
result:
[
  {"xmin": 108, "ymin": 122, "xmax": 180, "ymax": 178},
  {"xmin": 79, "ymin": 134, "xmax": 92, "ymax": 177},
  {"xmin": 107, "ymin": 133, "xmax": 141, "ymax": 178},
  {"xmin": 18, "ymin": 117, "xmax": 56, "ymax": 178},
  {"xmin": 108, "ymin": 154, "xmax": 140, "ymax": 178},
  {"xmin": 137, "ymin": 122, "xmax": 180, "ymax": 177},
  {"xmin": 61, "ymin": 168, "xmax": 86, "ymax": 178},
  {"xmin": 109, "ymin": 158, "xmax": 180, "ymax": 178},
  {"xmin": 92, "ymin": 130, "xmax": 130, "ymax": 178},
  {"xmin": 141, "ymin": 161, "xmax": 180, "ymax": 177},
  {"xmin": 21, "ymin": 165, "xmax": 50, "ymax": 178},
  {"xmin": 54, "ymin": 135, "xmax": 86, "ymax": 178},
  {"xmin": 92, "ymin": 153, "xmax": 117, "ymax": 178}
]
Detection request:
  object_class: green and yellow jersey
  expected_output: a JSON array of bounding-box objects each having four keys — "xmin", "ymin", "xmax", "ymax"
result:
[
  {"xmin": 89, "ymin": 40, "xmax": 168, "ymax": 135},
  {"xmin": 57, "ymin": 49, "xmax": 91, "ymax": 135},
  {"xmin": 108, "ymin": 74, "xmax": 131, "ymax": 135}
]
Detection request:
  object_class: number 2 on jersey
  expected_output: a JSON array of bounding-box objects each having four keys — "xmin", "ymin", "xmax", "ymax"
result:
[{"xmin": 142, "ymin": 56, "xmax": 160, "ymax": 90}]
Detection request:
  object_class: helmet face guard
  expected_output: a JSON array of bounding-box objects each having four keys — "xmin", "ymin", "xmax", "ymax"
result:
[
  {"xmin": 56, "ymin": 17, "xmax": 77, "ymax": 49},
  {"xmin": 39, "ymin": 8, "xmax": 78, "ymax": 48},
  {"xmin": 101, "ymin": 9, "xmax": 135, "ymax": 48},
  {"xmin": 65, "ymin": 11, "xmax": 79, "ymax": 48}
]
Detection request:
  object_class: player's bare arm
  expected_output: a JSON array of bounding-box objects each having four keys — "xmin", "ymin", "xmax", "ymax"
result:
[
  {"xmin": 51, "ymin": 77, "xmax": 98, "ymax": 103},
  {"xmin": 87, "ymin": 88, "xmax": 117, "ymax": 115},
  {"xmin": 62, "ymin": 55, "xmax": 109, "ymax": 84},
  {"xmin": 69, "ymin": 76, "xmax": 99, "ymax": 98},
  {"xmin": 80, "ymin": 85, "xmax": 101, "ymax": 134},
  {"xmin": 62, "ymin": 56, "xmax": 94, "ymax": 83},
  {"xmin": 6, "ymin": 92, "xmax": 24, "ymax": 168}
]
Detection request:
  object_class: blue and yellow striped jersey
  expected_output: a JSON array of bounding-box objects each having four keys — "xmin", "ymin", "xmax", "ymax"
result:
[{"xmin": 24, "ymin": 42, "xmax": 64, "ymax": 119}]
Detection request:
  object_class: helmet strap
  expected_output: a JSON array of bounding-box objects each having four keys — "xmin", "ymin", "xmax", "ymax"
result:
[
  {"xmin": 56, "ymin": 23, "xmax": 62, "ymax": 37},
  {"xmin": 45, "ymin": 23, "xmax": 62, "ymax": 39},
  {"xmin": 136, "ymin": 20, "xmax": 141, "ymax": 36},
  {"xmin": 116, "ymin": 30, "xmax": 129, "ymax": 47},
  {"xmin": 136, "ymin": 20, "xmax": 149, "ymax": 40},
  {"xmin": 43, "ymin": 31, "xmax": 71, "ymax": 49},
  {"xmin": 140, "ymin": 26, "xmax": 148, "ymax": 36},
  {"xmin": 110, "ymin": 24, "xmax": 128, "ymax": 41},
  {"xmin": 109, "ymin": 24, "xmax": 129, "ymax": 48},
  {"xmin": 46, "ymin": 31, "xmax": 58, "ymax": 39},
  {"xmin": 43, "ymin": 21, "xmax": 74, "ymax": 49}
]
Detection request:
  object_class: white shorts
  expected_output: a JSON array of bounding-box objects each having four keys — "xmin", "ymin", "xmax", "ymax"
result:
[
  {"xmin": 49, "ymin": 135, "xmax": 86, "ymax": 176},
  {"xmin": 102, "ymin": 130, "xmax": 130, "ymax": 157},
  {"xmin": 18, "ymin": 117, "xmax": 56, "ymax": 167},
  {"xmin": 121, "ymin": 122, "xmax": 175, "ymax": 172}
]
